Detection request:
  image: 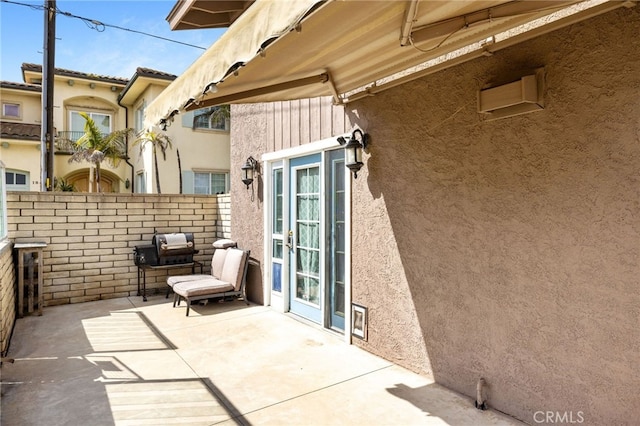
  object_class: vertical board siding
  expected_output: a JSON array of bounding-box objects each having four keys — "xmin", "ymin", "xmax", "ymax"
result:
[
  {"xmin": 266, "ymin": 103, "xmax": 275, "ymax": 153},
  {"xmin": 265, "ymin": 96, "xmax": 351, "ymax": 152},
  {"xmin": 290, "ymin": 100, "xmax": 301, "ymax": 148},
  {"xmin": 282, "ymin": 101, "xmax": 292, "ymax": 149},
  {"xmin": 274, "ymin": 102, "xmax": 283, "ymax": 152},
  {"xmin": 299, "ymin": 98, "xmax": 311, "ymax": 143},
  {"xmin": 309, "ymin": 97, "xmax": 322, "ymax": 142}
]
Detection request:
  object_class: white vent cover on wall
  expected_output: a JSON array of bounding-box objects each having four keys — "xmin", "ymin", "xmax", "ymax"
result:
[{"xmin": 478, "ymin": 68, "xmax": 544, "ymax": 120}]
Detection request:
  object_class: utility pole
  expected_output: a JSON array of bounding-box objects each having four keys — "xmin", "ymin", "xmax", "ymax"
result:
[{"xmin": 40, "ymin": 0, "xmax": 56, "ymax": 191}]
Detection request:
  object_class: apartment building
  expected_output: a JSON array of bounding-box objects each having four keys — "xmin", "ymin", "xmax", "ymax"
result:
[{"xmin": 0, "ymin": 63, "xmax": 230, "ymax": 194}]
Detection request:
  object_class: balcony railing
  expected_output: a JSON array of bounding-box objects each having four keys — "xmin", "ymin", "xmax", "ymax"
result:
[{"xmin": 55, "ymin": 131, "xmax": 108, "ymax": 153}]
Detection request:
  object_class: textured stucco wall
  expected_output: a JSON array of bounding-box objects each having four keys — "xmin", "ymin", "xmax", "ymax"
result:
[
  {"xmin": 229, "ymin": 104, "xmax": 268, "ymax": 304},
  {"xmin": 350, "ymin": 7, "xmax": 639, "ymax": 425},
  {"xmin": 227, "ymin": 7, "xmax": 639, "ymax": 424}
]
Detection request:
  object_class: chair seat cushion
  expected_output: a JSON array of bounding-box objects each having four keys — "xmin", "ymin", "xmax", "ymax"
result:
[
  {"xmin": 173, "ymin": 279, "xmax": 235, "ymax": 298},
  {"xmin": 167, "ymin": 274, "xmax": 212, "ymax": 287}
]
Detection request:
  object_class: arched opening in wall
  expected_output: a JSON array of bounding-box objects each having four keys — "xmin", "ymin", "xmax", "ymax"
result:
[{"xmin": 64, "ymin": 168, "xmax": 120, "ymax": 193}]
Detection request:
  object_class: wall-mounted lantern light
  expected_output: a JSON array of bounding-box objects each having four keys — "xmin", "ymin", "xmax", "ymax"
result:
[
  {"xmin": 241, "ymin": 156, "xmax": 258, "ymax": 201},
  {"xmin": 337, "ymin": 129, "xmax": 369, "ymax": 179},
  {"xmin": 241, "ymin": 156, "xmax": 257, "ymax": 189},
  {"xmin": 125, "ymin": 178, "xmax": 130, "ymax": 189}
]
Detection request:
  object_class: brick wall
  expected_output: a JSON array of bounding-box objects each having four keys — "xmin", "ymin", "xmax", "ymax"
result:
[
  {"xmin": 5, "ymin": 192, "xmax": 231, "ymax": 306},
  {"xmin": 0, "ymin": 241, "xmax": 16, "ymax": 356}
]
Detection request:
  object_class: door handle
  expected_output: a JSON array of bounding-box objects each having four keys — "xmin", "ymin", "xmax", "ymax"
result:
[{"xmin": 285, "ymin": 230, "xmax": 294, "ymax": 249}]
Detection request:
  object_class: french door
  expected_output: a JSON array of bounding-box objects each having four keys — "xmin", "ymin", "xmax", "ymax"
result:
[
  {"xmin": 270, "ymin": 149, "xmax": 346, "ymax": 331},
  {"xmin": 289, "ymin": 155, "xmax": 322, "ymax": 322}
]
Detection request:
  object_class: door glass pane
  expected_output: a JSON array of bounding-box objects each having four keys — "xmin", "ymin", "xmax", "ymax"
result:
[
  {"xmin": 295, "ymin": 165, "xmax": 320, "ymax": 307},
  {"xmin": 271, "ymin": 166, "xmax": 284, "ymax": 293},
  {"xmin": 273, "ymin": 239, "xmax": 283, "ymax": 259},
  {"xmin": 297, "ymin": 222, "xmax": 320, "ymax": 250},
  {"xmin": 296, "ymin": 276, "xmax": 320, "ymax": 305},
  {"xmin": 272, "ymin": 263, "xmax": 282, "ymax": 292},
  {"xmin": 326, "ymin": 150, "xmax": 346, "ymax": 330},
  {"xmin": 273, "ymin": 168, "xmax": 283, "ymax": 233},
  {"xmin": 297, "ymin": 248, "xmax": 319, "ymax": 275}
]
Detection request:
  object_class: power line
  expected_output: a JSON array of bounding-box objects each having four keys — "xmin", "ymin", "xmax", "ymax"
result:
[{"xmin": 1, "ymin": 0, "xmax": 207, "ymax": 50}]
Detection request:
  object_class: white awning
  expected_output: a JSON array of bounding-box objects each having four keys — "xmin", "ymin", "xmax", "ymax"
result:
[{"xmin": 147, "ymin": 0, "xmax": 630, "ymax": 126}]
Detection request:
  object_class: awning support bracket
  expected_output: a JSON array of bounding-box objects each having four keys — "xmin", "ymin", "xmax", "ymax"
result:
[{"xmin": 325, "ymin": 71, "xmax": 343, "ymax": 105}]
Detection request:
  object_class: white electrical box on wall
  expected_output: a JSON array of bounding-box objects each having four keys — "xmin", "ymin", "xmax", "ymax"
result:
[{"xmin": 478, "ymin": 68, "xmax": 544, "ymax": 120}]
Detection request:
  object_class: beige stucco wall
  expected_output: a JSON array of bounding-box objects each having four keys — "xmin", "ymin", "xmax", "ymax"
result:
[
  {"xmin": 0, "ymin": 143, "xmax": 41, "ymax": 190},
  {"xmin": 1, "ymin": 74, "xmax": 129, "ymax": 191},
  {"xmin": 57, "ymin": 89, "xmax": 125, "ymax": 133},
  {"xmin": 229, "ymin": 7, "xmax": 639, "ymax": 425},
  {"xmin": 0, "ymin": 87, "xmax": 41, "ymax": 123},
  {"xmin": 0, "ymin": 86, "xmax": 43, "ymax": 190},
  {"xmin": 349, "ymin": 7, "xmax": 639, "ymax": 425},
  {"xmin": 126, "ymin": 83, "xmax": 231, "ymax": 195}
]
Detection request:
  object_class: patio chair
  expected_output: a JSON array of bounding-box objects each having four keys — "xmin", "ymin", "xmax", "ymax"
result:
[
  {"xmin": 172, "ymin": 247, "xmax": 250, "ymax": 316},
  {"xmin": 166, "ymin": 239, "xmax": 237, "ymax": 298}
]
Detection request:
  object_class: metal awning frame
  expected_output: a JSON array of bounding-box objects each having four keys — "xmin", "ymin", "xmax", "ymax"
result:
[{"xmin": 148, "ymin": 0, "xmax": 638, "ymax": 127}]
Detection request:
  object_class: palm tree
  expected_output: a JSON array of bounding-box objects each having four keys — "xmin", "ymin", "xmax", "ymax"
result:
[
  {"xmin": 209, "ymin": 104, "xmax": 230, "ymax": 125},
  {"xmin": 68, "ymin": 112, "xmax": 131, "ymax": 192},
  {"xmin": 132, "ymin": 129, "xmax": 173, "ymax": 194}
]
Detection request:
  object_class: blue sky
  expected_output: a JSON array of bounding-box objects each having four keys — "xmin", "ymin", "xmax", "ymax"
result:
[{"xmin": 0, "ymin": 0, "xmax": 225, "ymax": 83}]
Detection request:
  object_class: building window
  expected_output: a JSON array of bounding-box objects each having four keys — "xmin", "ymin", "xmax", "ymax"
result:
[
  {"xmin": 70, "ymin": 111, "xmax": 112, "ymax": 135},
  {"xmin": 194, "ymin": 171, "xmax": 229, "ymax": 194},
  {"xmin": 193, "ymin": 106, "xmax": 229, "ymax": 131},
  {"xmin": 2, "ymin": 102, "xmax": 21, "ymax": 119},
  {"xmin": 135, "ymin": 172, "xmax": 146, "ymax": 193},
  {"xmin": 135, "ymin": 100, "xmax": 146, "ymax": 134},
  {"xmin": 0, "ymin": 162, "xmax": 7, "ymax": 240},
  {"xmin": 5, "ymin": 170, "xmax": 29, "ymax": 191}
]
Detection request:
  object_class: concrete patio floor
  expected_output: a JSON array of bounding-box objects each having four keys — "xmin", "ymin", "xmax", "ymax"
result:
[{"xmin": 1, "ymin": 296, "xmax": 524, "ymax": 425}]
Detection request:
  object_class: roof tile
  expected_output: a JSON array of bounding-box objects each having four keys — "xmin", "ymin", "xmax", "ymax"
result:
[
  {"xmin": 0, "ymin": 121, "xmax": 42, "ymax": 141},
  {"xmin": 21, "ymin": 63, "xmax": 129, "ymax": 85}
]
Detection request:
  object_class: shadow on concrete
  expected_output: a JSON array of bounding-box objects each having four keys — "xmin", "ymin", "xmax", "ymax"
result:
[{"xmin": 0, "ymin": 299, "xmax": 250, "ymax": 426}]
